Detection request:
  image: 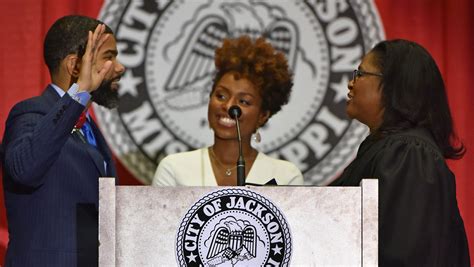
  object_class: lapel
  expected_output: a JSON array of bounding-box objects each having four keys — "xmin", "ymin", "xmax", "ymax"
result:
[
  {"xmin": 72, "ymin": 124, "xmax": 107, "ymax": 177},
  {"xmin": 89, "ymin": 118, "xmax": 114, "ymax": 177},
  {"xmin": 85, "ymin": 139, "xmax": 107, "ymax": 177},
  {"xmin": 244, "ymin": 153, "xmax": 276, "ymax": 185},
  {"xmin": 89, "ymin": 119, "xmax": 111, "ymax": 160}
]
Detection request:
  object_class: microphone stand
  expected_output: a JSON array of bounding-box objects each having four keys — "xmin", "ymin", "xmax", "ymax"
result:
[
  {"xmin": 228, "ymin": 106, "xmax": 245, "ymax": 186},
  {"xmin": 235, "ymin": 118, "xmax": 245, "ymax": 186}
]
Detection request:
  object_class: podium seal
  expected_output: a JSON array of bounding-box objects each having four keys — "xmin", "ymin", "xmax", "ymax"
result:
[{"xmin": 176, "ymin": 188, "xmax": 291, "ymax": 266}]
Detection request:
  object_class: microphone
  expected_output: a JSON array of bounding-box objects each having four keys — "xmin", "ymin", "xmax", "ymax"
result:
[
  {"xmin": 228, "ymin": 105, "xmax": 245, "ymax": 186},
  {"xmin": 228, "ymin": 105, "xmax": 242, "ymax": 118}
]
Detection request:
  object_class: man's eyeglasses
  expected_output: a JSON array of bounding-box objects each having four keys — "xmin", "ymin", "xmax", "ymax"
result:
[{"xmin": 352, "ymin": 69, "xmax": 383, "ymax": 81}]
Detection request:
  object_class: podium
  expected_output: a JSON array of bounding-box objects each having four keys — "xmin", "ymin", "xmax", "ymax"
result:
[{"xmin": 99, "ymin": 178, "xmax": 378, "ymax": 266}]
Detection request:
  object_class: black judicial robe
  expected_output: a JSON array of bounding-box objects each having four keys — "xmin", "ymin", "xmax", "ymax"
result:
[{"xmin": 331, "ymin": 128, "xmax": 470, "ymax": 266}]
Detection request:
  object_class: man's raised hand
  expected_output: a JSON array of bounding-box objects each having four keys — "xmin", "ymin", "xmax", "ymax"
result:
[{"xmin": 77, "ymin": 24, "xmax": 113, "ymax": 93}]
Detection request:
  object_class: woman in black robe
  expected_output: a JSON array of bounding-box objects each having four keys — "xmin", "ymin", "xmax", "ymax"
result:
[{"xmin": 331, "ymin": 39, "xmax": 470, "ymax": 266}]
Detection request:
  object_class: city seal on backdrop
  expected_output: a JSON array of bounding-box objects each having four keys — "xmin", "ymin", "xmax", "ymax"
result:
[
  {"xmin": 96, "ymin": 0, "xmax": 385, "ymax": 184},
  {"xmin": 176, "ymin": 188, "xmax": 292, "ymax": 266}
]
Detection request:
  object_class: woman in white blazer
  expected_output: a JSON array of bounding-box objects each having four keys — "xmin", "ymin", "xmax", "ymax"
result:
[{"xmin": 153, "ymin": 36, "xmax": 304, "ymax": 186}]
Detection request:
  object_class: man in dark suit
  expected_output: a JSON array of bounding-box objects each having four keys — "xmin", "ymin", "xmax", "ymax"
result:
[{"xmin": 1, "ymin": 15, "xmax": 125, "ymax": 266}]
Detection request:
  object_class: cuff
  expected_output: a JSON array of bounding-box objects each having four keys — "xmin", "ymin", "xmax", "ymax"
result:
[{"xmin": 68, "ymin": 83, "xmax": 91, "ymax": 106}]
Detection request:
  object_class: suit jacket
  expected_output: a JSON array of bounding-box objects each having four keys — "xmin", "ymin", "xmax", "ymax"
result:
[{"xmin": 2, "ymin": 86, "xmax": 117, "ymax": 266}]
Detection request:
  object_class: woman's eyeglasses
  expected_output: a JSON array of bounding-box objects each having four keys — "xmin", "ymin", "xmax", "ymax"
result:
[{"xmin": 352, "ymin": 69, "xmax": 383, "ymax": 81}]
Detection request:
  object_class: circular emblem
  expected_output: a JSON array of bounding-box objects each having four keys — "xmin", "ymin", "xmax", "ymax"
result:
[
  {"xmin": 176, "ymin": 188, "xmax": 292, "ymax": 266},
  {"xmin": 96, "ymin": 0, "xmax": 385, "ymax": 184}
]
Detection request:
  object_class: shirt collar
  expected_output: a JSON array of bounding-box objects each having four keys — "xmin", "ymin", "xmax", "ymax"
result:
[{"xmin": 50, "ymin": 83, "xmax": 66, "ymax": 97}]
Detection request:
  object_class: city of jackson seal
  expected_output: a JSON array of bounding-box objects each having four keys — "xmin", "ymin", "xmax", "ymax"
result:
[{"xmin": 176, "ymin": 188, "xmax": 292, "ymax": 266}]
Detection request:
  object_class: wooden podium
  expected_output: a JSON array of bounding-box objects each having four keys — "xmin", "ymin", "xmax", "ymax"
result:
[{"xmin": 99, "ymin": 178, "xmax": 378, "ymax": 266}]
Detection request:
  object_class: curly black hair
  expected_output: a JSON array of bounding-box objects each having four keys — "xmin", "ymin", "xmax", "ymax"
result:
[{"xmin": 212, "ymin": 35, "xmax": 293, "ymax": 121}]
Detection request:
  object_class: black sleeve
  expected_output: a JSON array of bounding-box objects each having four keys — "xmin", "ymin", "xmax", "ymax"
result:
[{"xmin": 373, "ymin": 136, "xmax": 469, "ymax": 266}]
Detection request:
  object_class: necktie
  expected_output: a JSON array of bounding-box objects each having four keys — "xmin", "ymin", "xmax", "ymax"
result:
[{"xmin": 81, "ymin": 120, "xmax": 97, "ymax": 147}]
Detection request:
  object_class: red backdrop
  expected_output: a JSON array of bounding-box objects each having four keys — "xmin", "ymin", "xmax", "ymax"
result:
[{"xmin": 0, "ymin": 0, "xmax": 473, "ymax": 264}]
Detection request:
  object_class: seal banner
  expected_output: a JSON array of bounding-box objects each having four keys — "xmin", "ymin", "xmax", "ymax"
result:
[{"xmin": 95, "ymin": 0, "xmax": 385, "ymax": 184}]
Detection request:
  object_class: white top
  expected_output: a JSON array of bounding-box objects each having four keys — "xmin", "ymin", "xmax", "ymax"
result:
[{"xmin": 152, "ymin": 147, "xmax": 304, "ymax": 186}]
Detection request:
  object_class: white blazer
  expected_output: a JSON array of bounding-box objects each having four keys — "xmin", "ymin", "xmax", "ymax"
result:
[{"xmin": 152, "ymin": 147, "xmax": 304, "ymax": 186}]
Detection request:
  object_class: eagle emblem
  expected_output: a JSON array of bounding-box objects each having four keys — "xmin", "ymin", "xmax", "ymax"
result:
[
  {"xmin": 163, "ymin": 2, "xmax": 299, "ymax": 110},
  {"xmin": 205, "ymin": 221, "xmax": 257, "ymax": 266}
]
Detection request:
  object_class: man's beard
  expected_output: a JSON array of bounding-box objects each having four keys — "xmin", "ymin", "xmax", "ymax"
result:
[{"xmin": 91, "ymin": 79, "xmax": 119, "ymax": 109}]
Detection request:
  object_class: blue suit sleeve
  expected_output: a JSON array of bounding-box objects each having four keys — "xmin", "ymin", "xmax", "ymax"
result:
[{"xmin": 3, "ymin": 93, "xmax": 85, "ymax": 187}]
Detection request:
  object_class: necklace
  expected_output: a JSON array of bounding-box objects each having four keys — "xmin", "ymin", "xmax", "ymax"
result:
[{"xmin": 209, "ymin": 147, "xmax": 237, "ymax": 176}]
